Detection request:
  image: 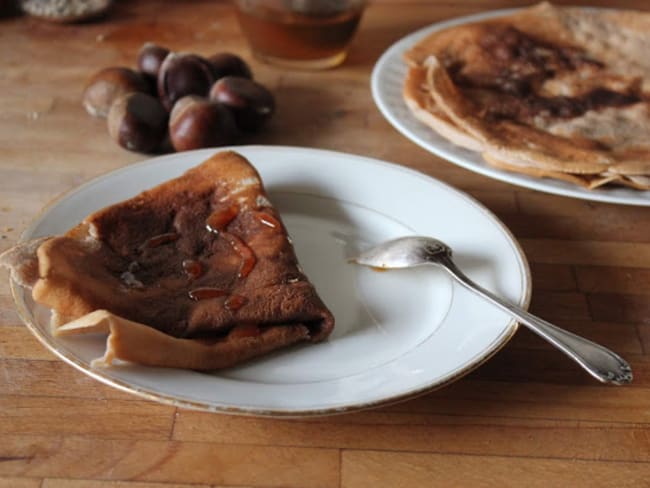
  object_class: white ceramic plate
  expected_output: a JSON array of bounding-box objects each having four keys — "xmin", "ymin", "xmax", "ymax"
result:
[
  {"xmin": 371, "ymin": 8, "xmax": 650, "ymax": 207},
  {"xmin": 12, "ymin": 146, "xmax": 530, "ymax": 416}
]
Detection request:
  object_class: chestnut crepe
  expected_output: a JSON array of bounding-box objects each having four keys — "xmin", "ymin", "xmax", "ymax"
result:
[
  {"xmin": 1, "ymin": 151, "xmax": 335, "ymax": 370},
  {"xmin": 402, "ymin": 2, "xmax": 650, "ymax": 190}
]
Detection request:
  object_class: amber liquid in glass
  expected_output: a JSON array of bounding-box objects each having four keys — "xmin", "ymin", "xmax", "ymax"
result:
[{"xmin": 236, "ymin": 6, "xmax": 363, "ymax": 68}]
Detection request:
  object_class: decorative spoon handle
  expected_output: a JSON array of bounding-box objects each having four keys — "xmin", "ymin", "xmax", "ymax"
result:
[{"xmin": 437, "ymin": 255, "xmax": 633, "ymax": 385}]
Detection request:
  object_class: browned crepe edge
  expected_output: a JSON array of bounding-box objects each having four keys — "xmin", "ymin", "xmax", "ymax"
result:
[
  {"xmin": 482, "ymin": 154, "xmax": 615, "ymax": 189},
  {"xmin": 32, "ymin": 236, "xmax": 107, "ymax": 324},
  {"xmin": 56, "ymin": 310, "xmax": 310, "ymax": 370},
  {"xmin": 483, "ymin": 153, "xmax": 650, "ymax": 190},
  {"xmin": 0, "ymin": 237, "xmax": 51, "ymax": 288},
  {"xmin": 403, "ymin": 66, "xmax": 483, "ymax": 152}
]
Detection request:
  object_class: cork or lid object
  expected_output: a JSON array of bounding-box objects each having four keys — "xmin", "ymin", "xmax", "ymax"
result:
[{"xmin": 20, "ymin": 0, "xmax": 112, "ymax": 22}]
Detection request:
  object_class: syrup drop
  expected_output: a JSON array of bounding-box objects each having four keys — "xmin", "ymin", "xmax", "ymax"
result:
[
  {"xmin": 182, "ymin": 259, "xmax": 204, "ymax": 279},
  {"xmin": 221, "ymin": 231, "xmax": 257, "ymax": 278},
  {"xmin": 255, "ymin": 210, "xmax": 282, "ymax": 229},
  {"xmin": 225, "ymin": 294, "xmax": 248, "ymax": 311},
  {"xmin": 188, "ymin": 287, "xmax": 228, "ymax": 301},
  {"xmin": 206, "ymin": 204, "xmax": 240, "ymax": 234},
  {"xmin": 228, "ymin": 323, "xmax": 260, "ymax": 339},
  {"xmin": 144, "ymin": 232, "xmax": 179, "ymax": 248}
]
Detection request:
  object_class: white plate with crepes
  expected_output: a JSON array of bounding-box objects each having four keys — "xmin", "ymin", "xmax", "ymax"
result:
[
  {"xmin": 10, "ymin": 146, "xmax": 530, "ymax": 416},
  {"xmin": 371, "ymin": 8, "xmax": 650, "ymax": 207}
]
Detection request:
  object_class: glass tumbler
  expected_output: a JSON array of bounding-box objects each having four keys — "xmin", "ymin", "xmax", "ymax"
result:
[{"xmin": 234, "ymin": 0, "xmax": 367, "ymax": 70}]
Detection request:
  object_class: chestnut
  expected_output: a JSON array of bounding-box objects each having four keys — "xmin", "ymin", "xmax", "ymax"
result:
[
  {"xmin": 83, "ymin": 67, "xmax": 150, "ymax": 118},
  {"xmin": 157, "ymin": 53, "xmax": 215, "ymax": 111},
  {"xmin": 137, "ymin": 42, "xmax": 171, "ymax": 79},
  {"xmin": 209, "ymin": 76, "xmax": 275, "ymax": 132},
  {"xmin": 108, "ymin": 92, "xmax": 168, "ymax": 153},
  {"xmin": 169, "ymin": 96, "xmax": 237, "ymax": 151},
  {"xmin": 208, "ymin": 53, "xmax": 252, "ymax": 80}
]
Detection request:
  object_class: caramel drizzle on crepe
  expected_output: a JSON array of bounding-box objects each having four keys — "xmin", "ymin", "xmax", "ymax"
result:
[
  {"xmin": 403, "ymin": 2, "xmax": 650, "ymax": 190},
  {"xmin": 1, "ymin": 151, "xmax": 335, "ymax": 370}
]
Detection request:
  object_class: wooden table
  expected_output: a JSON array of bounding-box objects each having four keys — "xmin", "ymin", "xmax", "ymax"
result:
[{"xmin": 1, "ymin": 1, "xmax": 650, "ymax": 486}]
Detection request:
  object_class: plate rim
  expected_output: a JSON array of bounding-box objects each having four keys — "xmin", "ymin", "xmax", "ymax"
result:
[
  {"xmin": 10, "ymin": 145, "xmax": 531, "ymax": 417},
  {"xmin": 371, "ymin": 7, "xmax": 650, "ymax": 207}
]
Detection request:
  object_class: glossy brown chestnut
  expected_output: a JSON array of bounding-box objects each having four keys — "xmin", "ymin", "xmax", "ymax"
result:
[
  {"xmin": 137, "ymin": 42, "xmax": 171, "ymax": 79},
  {"xmin": 169, "ymin": 95, "xmax": 237, "ymax": 151},
  {"xmin": 157, "ymin": 53, "xmax": 216, "ymax": 111},
  {"xmin": 208, "ymin": 52, "xmax": 252, "ymax": 80},
  {"xmin": 107, "ymin": 92, "xmax": 168, "ymax": 153},
  {"xmin": 83, "ymin": 67, "xmax": 150, "ymax": 118},
  {"xmin": 209, "ymin": 76, "xmax": 275, "ymax": 132}
]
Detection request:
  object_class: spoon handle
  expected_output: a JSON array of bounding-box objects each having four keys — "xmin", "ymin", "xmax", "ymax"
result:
[{"xmin": 437, "ymin": 256, "xmax": 633, "ymax": 385}]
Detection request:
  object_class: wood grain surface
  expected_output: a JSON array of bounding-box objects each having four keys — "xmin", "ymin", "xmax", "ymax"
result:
[{"xmin": 1, "ymin": 1, "xmax": 649, "ymax": 487}]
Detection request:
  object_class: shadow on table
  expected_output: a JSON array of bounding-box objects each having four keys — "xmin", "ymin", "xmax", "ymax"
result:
[
  {"xmin": 378, "ymin": 327, "xmax": 640, "ymax": 419},
  {"xmin": 243, "ymin": 84, "xmax": 349, "ymax": 147}
]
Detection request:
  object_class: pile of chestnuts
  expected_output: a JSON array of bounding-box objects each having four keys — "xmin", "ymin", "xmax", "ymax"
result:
[{"xmin": 83, "ymin": 43, "xmax": 275, "ymax": 153}]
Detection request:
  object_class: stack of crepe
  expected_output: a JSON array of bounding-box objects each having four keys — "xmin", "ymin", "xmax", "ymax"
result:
[{"xmin": 403, "ymin": 2, "xmax": 650, "ymax": 190}]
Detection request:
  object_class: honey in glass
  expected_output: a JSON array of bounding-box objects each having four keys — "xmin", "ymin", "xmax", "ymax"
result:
[{"xmin": 235, "ymin": 0, "xmax": 366, "ymax": 69}]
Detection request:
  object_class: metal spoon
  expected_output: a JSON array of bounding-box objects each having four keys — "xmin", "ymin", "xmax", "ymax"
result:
[{"xmin": 351, "ymin": 236, "xmax": 632, "ymax": 385}]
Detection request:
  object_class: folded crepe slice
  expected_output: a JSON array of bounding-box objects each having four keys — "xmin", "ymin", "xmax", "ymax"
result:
[{"xmin": 1, "ymin": 151, "xmax": 335, "ymax": 370}]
